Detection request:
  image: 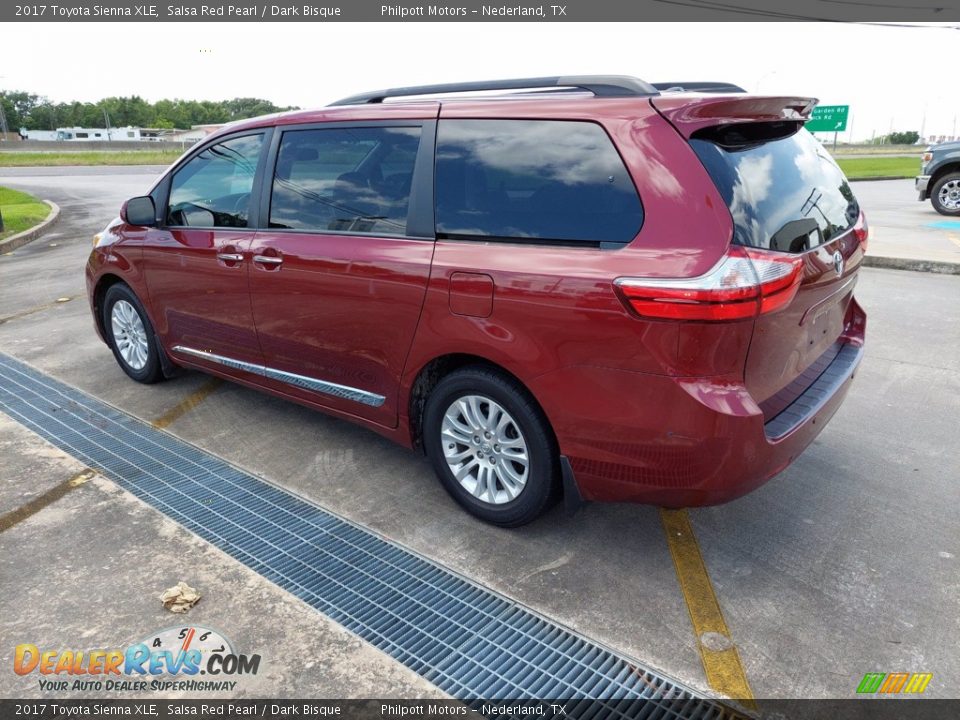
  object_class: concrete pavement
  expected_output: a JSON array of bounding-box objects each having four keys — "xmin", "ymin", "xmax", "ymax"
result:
[
  {"xmin": 0, "ymin": 414, "xmax": 447, "ymax": 700},
  {"xmin": 0, "ymin": 168, "xmax": 958, "ymax": 701},
  {"xmin": 852, "ymin": 179, "xmax": 960, "ymax": 270}
]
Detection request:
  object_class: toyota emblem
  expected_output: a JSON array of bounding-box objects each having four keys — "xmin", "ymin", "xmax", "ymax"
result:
[{"xmin": 833, "ymin": 250, "xmax": 844, "ymax": 277}]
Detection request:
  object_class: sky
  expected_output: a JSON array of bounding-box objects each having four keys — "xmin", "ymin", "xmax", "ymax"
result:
[{"xmin": 1, "ymin": 21, "xmax": 958, "ymax": 142}]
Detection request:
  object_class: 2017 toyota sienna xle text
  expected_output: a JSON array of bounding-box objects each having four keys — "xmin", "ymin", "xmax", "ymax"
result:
[{"xmin": 86, "ymin": 76, "xmax": 868, "ymax": 527}]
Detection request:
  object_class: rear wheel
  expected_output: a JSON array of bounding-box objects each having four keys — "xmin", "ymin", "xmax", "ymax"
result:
[
  {"xmin": 423, "ymin": 367, "xmax": 557, "ymax": 527},
  {"xmin": 931, "ymin": 172, "xmax": 960, "ymax": 216},
  {"xmin": 103, "ymin": 284, "xmax": 163, "ymax": 384}
]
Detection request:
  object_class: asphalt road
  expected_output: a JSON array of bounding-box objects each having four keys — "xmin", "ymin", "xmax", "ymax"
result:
[
  {"xmin": 1, "ymin": 167, "xmax": 958, "ymax": 701},
  {"xmin": 860, "ymin": 179, "xmax": 960, "ymax": 265}
]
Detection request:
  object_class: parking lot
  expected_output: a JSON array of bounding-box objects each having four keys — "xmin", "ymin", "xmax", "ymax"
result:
[{"xmin": 1, "ymin": 166, "xmax": 958, "ymax": 703}]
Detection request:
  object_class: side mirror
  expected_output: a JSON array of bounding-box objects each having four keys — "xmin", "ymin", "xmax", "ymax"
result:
[{"xmin": 122, "ymin": 196, "xmax": 157, "ymax": 227}]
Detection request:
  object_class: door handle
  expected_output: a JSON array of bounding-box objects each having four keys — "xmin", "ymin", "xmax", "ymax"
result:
[
  {"xmin": 252, "ymin": 255, "xmax": 283, "ymax": 265},
  {"xmin": 216, "ymin": 252, "xmax": 244, "ymax": 262}
]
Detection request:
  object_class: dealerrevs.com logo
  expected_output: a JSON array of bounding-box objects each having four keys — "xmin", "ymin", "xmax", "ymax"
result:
[{"xmin": 14, "ymin": 626, "xmax": 260, "ymax": 693}]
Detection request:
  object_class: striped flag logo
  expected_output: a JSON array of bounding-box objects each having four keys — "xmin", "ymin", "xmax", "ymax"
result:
[{"xmin": 857, "ymin": 672, "xmax": 933, "ymax": 694}]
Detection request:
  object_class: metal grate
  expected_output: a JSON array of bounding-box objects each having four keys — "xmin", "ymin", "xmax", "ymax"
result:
[{"xmin": 0, "ymin": 352, "xmax": 736, "ymax": 719}]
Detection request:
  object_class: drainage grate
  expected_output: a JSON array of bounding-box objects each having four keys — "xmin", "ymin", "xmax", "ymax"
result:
[{"xmin": 0, "ymin": 352, "xmax": 735, "ymax": 719}]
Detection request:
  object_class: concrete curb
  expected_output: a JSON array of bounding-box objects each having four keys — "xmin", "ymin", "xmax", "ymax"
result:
[
  {"xmin": 848, "ymin": 175, "xmax": 911, "ymax": 182},
  {"xmin": 0, "ymin": 200, "xmax": 60, "ymax": 254},
  {"xmin": 864, "ymin": 255, "xmax": 960, "ymax": 275}
]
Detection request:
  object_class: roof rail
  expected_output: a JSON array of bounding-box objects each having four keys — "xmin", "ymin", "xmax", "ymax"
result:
[
  {"xmin": 328, "ymin": 75, "xmax": 659, "ymax": 106},
  {"xmin": 652, "ymin": 82, "xmax": 747, "ymax": 94}
]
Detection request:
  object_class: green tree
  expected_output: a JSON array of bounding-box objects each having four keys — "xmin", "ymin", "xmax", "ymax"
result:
[
  {"xmin": 887, "ymin": 130, "xmax": 920, "ymax": 145},
  {"xmin": 0, "ymin": 90, "xmax": 41, "ymax": 131},
  {"xmin": 1, "ymin": 90, "xmax": 298, "ymax": 132}
]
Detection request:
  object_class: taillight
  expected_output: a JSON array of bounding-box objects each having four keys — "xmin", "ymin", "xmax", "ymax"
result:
[
  {"xmin": 614, "ymin": 246, "xmax": 803, "ymax": 322},
  {"xmin": 852, "ymin": 210, "xmax": 869, "ymax": 253},
  {"xmin": 922, "ymin": 151, "xmax": 933, "ymax": 163}
]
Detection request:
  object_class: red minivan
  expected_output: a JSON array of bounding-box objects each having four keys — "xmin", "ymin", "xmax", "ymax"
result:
[{"xmin": 86, "ymin": 76, "xmax": 867, "ymax": 526}]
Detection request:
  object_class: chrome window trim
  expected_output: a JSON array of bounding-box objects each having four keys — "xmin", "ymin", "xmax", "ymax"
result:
[{"xmin": 172, "ymin": 345, "xmax": 386, "ymax": 408}]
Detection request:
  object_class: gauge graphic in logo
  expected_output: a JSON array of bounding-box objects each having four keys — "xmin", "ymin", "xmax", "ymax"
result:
[{"xmin": 139, "ymin": 625, "xmax": 233, "ymax": 671}]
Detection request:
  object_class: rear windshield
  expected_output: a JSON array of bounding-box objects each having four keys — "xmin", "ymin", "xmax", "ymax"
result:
[{"xmin": 691, "ymin": 127, "xmax": 859, "ymax": 253}]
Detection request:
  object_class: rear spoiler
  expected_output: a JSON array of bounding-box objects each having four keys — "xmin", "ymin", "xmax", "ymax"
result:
[{"xmin": 652, "ymin": 95, "xmax": 818, "ymax": 139}]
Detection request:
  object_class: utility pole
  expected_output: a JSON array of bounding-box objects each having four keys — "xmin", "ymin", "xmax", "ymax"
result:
[
  {"xmin": 754, "ymin": 71, "xmax": 777, "ymax": 93},
  {"xmin": 0, "ymin": 75, "xmax": 9, "ymax": 141},
  {"xmin": 102, "ymin": 107, "xmax": 112, "ymax": 141},
  {"xmin": 0, "ymin": 100, "xmax": 8, "ymax": 140}
]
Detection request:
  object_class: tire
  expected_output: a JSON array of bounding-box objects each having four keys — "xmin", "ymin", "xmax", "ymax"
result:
[
  {"xmin": 102, "ymin": 284, "xmax": 164, "ymax": 384},
  {"xmin": 931, "ymin": 172, "xmax": 960, "ymax": 216},
  {"xmin": 422, "ymin": 366, "xmax": 558, "ymax": 527}
]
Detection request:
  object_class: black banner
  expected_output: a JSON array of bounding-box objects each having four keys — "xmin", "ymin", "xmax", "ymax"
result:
[{"xmin": 3, "ymin": 0, "xmax": 960, "ymax": 22}]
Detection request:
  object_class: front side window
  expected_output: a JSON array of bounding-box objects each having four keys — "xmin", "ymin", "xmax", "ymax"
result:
[
  {"xmin": 435, "ymin": 119, "xmax": 644, "ymax": 244},
  {"xmin": 269, "ymin": 126, "xmax": 422, "ymax": 235},
  {"xmin": 167, "ymin": 133, "xmax": 264, "ymax": 228}
]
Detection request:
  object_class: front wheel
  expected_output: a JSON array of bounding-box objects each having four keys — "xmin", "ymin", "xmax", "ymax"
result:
[
  {"xmin": 931, "ymin": 172, "xmax": 960, "ymax": 216},
  {"xmin": 423, "ymin": 367, "xmax": 558, "ymax": 527},
  {"xmin": 102, "ymin": 283, "xmax": 164, "ymax": 384}
]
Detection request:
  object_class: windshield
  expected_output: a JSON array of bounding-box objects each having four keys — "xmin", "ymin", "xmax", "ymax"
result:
[{"xmin": 691, "ymin": 127, "xmax": 859, "ymax": 253}]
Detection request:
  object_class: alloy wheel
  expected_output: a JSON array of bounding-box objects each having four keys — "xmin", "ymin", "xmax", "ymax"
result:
[
  {"xmin": 110, "ymin": 299, "xmax": 149, "ymax": 370},
  {"xmin": 938, "ymin": 179, "xmax": 960, "ymax": 211},
  {"xmin": 441, "ymin": 394, "xmax": 529, "ymax": 505}
]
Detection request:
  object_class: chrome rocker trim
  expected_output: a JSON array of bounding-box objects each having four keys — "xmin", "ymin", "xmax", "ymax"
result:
[{"xmin": 172, "ymin": 345, "xmax": 386, "ymax": 408}]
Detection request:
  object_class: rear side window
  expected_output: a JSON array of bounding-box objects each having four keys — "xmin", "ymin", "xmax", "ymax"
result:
[
  {"xmin": 435, "ymin": 119, "xmax": 643, "ymax": 245},
  {"xmin": 167, "ymin": 133, "xmax": 263, "ymax": 228},
  {"xmin": 269, "ymin": 126, "xmax": 422, "ymax": 236},
  {"xmin": 691, "ymin": 126, "xmax": 860, "ymax": 252}
]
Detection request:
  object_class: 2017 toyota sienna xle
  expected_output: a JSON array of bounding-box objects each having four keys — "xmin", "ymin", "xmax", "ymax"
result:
[{"xmin": 86, "ymin": 75, "xmax": 867, "ymax": 527}]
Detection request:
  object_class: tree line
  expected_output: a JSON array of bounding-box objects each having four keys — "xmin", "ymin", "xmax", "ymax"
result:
[
  {"xmin": 0, "ymin": 91, "xmax": 299, "ymax": 131},
  {"xmin": 868, "ymin": 131, "xmax": 920, "ymax": 146}
]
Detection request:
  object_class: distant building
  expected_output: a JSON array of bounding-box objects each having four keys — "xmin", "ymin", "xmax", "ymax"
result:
[
  {"xmin": 19, "ymin": 124, "xmax": 223, "ymax": 143},
  {"xmin": 21, "ymin": 129, "xmax": 58, "ymax": 141},
  {"xmin": 139, "ymin": 124, "xmax": 223, "ymax": 143},
  {"xmin": 923, "ymin": 135, "xmax": 957, "ymax": 145},
  {"xmin": 22, "ymin": 126, "xmax": 142, "ymax": 141}
]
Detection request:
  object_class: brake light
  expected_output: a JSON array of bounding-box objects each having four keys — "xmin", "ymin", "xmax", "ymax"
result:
[
  {"xmin": 614, "ymin": 246, "xmax": 803, "ymax": 322},
  {"xmin": 852, "ymin": 210, "xmax": 869, "ymax": 253},
  {"xmin": 922, "ymin": 151, "xmax": 933, "ymax": 163}
]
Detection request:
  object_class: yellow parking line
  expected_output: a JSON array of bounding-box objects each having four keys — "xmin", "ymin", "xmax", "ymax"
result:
[
  {"xmin": 0, "ymin": 468, "xmax": 96, "ymax": 534},
  {"xmin": 151, "ymin": 377, "xmax": 223, "ymax": 429},
  {"xmin": 660, "ymin": 508, "xmax": 756, "ymax": 708}
]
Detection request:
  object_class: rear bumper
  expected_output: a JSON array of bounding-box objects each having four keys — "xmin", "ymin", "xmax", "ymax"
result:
[
  {"xmin": 763, "ymin": 342, "xmax": 862, "ymax": 439},
  {"xmin": 532, "ymin": 299, "xmax": 866, "ymax": 507},
  {"xmin": 916, "ymin": 175, "xmax": 931, "ymax": 199}
]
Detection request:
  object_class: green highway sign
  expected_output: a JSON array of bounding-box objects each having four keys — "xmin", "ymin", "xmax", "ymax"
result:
[{"xmin": 806, "ymin": 105, "xmax": 849, "ymax": 132}]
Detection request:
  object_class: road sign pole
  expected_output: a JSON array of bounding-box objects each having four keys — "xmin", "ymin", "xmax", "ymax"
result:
[{"xmin": 833, "ymin": 131, "xmax": 838, "ymax": 152}]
